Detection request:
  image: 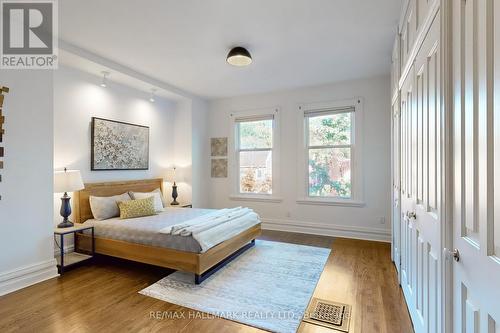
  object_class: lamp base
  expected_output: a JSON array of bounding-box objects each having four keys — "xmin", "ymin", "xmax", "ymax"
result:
[
  {"xmin": 57, "ymin": 220, "xmax": 74, "ymax": 228},
  {"xmin": 58, "ymin": 193, "xmax": 73, "ymax": 228},
  {"xmin": 171, "ymin": 183, "xmax": 179, "ymax": 206}
]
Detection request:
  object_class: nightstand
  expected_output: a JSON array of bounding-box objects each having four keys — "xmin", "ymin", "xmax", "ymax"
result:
[{"xmin": 54, "ymin": 224, "xmax": 95, "ymax": 274}]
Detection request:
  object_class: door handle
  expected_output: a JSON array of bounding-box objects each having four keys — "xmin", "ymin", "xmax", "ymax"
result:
[
  {"xmin": 444, "ymin": 248, "xmax": 460, "ymax": 262},
  {"xmin": 406, "ymin": 211, "xmax": 417, "ymax": 219}
]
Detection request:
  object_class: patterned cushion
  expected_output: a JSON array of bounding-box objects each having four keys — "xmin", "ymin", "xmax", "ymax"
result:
[
  {"xmin": 89, "ymin": 193, "xmax": 131, "ymax": 220},
  {"xmin": 118, "ymin": 197, "xmax": 157, "ymax": 219},
  {"xmin": 129, "ymin": 189, "xmax": 164, "ymax": 212}
]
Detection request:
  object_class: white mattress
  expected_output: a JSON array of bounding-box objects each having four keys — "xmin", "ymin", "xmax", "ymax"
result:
[{"xmin": 83, "ymin": 208, "xmax": 215, "ymax": 253}]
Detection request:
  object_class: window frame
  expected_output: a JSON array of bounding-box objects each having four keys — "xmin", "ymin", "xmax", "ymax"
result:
[
  {"xmin": 306, "ymin": 109, "xmax": 354, "ymax": 199},
  {"xmin": 229, "ymin": 107, "xmax": 282, "ymax": 202},
  {"xmin": 297, "ymin": 98, "xmax": 365, "ymax": 206}
]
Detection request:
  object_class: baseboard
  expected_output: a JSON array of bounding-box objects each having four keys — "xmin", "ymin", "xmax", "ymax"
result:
[
  {"xmin": 0, "ymin": 259, "xmax": 59, "ymax": 297},
  {"xmin": 261, "ymin": 218, "xmax": 391, "ymax": 242}
]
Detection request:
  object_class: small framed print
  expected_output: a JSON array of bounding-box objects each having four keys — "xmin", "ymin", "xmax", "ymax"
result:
[
  {"xmin": 211, "ymin": 137, "xmax": 228, "ymax": 157},
  {"xmin": 211, "ymin": 159, "xmax": 228, "ymax": 178}
]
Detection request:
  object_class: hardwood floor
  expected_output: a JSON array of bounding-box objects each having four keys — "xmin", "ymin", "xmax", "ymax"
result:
[{"xmin": 0, "ymin": 231, "xmax": 413, "ymax": 333}]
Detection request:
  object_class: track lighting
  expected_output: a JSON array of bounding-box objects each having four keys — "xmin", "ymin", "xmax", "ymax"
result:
[
  {"xmin": 149, "ymin": 88, "xmax": 156, "ymax": 103},
  {"xmin": 100, "ymin": 71, "xmax": 109, "ymax": 88}
]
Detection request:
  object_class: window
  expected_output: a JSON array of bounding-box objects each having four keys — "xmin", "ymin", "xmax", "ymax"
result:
[
  {"xmin": 306, "ymin": 108, "xmax": 353, "ymax": 198},
  {"xmin": 230, "ymin": 108, "xmax": 280, "ymax": 201},
  {"xmin": 298, "ymin": 99, "xmax": 364, "ymax": 206},
  {"xmin": 237, "ymin": 117, "xmax": 273, "ymax": 194}
]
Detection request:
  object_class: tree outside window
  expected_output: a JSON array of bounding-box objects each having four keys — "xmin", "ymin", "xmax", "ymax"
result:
[
  {"xmin": 236, "ymin": 118, "xmax": 273, "ymax": 194},
  {"xmin": 306, "ymin": 111, "xmax": 353, "ymax": 198}
]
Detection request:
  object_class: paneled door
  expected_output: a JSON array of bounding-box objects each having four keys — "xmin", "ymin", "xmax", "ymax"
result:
[
  {"xmin": 392, "ymin": 97, "xmax": 402, "ymax": 281},
  {"xmin": 400, "ymin": 9, "xmax": 443, "ymax": 333},
  {"xmin": 451, "ymin": 0, "xmax": 500, "ymax": 331}
]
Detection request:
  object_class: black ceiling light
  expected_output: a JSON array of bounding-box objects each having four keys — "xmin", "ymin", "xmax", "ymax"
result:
[{"xmin": 226, "ymin": 46, "xmax": 252, "ymax": 66}]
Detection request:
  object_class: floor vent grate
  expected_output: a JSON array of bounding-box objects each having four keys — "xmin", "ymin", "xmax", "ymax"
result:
[{"xmin": 303, "ymin": 298, "xmax": 351, "ymax": 332}]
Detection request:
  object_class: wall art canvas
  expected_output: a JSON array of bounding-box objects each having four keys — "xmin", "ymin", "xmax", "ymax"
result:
[
  {"xmin": 211, "ymin": 137, "xmax": 228, "ymax": 156},
  {"xmin": 91, "ymin": 117, "xmax": 149, "ymax": 170},
  {"xmin": 211, "ymin": 158, "xmax": 228, "ymax": 178}
]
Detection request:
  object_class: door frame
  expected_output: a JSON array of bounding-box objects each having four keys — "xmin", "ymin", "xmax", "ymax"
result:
[{"xmin": 440, "ymin": 0, "xmax": 453, "ymax": 332}]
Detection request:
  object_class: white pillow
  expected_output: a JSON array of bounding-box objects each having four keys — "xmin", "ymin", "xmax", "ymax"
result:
[
  {"xmin": 89, "ymin": 192, "xmax": 131, "ymax": 220},
  {"xmin": 129, "ymin": 189, "xmax": 164, "ymax": 212}
]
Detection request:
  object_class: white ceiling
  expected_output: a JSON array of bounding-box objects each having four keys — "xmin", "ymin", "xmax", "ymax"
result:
[
  {"xmin": 59, "ymin": 0, "xmax": 401, "ymax": 100},
  {"xmin": 59, "ymin": 49, "xmax": 188, "ymax": 102}
]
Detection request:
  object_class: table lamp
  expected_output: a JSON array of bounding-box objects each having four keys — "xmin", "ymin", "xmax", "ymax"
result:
[
  {"xmin": 166, "ymin": 167, "xmax": 185, "ymax": 205},
  {"xmin": 54, "ymin": 168, "xmax": 84, "ymax": 228}
]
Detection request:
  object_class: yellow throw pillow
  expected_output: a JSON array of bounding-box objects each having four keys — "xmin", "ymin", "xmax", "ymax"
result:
[{"xmin": 118, "ymin": 196, "xmax": 156, "ymax": 219}]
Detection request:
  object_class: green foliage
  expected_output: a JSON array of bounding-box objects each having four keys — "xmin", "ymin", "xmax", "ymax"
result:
[
  {"xmin": 308, "ymin": 112, "xmax": 352, "ymax": 198},
  {"xmin": 309, "ymin": 112, "xmax": 351, "ymax": 146},
  {"xmin": 309, "ymin": 156, "xmax": 351, "ymax": 198},
  {"xmin": 239, "ymin": 120, "xmax": 272, "ymax": 149}
]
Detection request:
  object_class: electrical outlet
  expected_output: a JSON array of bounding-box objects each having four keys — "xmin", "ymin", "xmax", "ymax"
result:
[{"xmin": 378, "ymin": 217, "xmax": 386, "ymax": 224}]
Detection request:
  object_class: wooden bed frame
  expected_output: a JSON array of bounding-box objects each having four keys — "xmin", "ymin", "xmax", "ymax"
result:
[{"xmin": 74, "ymin": 178, "xmax": 261, "ymax": 284}]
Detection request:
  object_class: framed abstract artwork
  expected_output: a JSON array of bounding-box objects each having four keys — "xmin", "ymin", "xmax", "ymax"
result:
[
  {"xmin": 211, "ymin": 158, "xmax": 228, "ymax": 178},
  {"xmin": 211, "ymin": 137, "xmax": 228, "ymax": 156},
  {"xmin": 91, "ymin": 117, "xmax": 149, "ymax": 171}
]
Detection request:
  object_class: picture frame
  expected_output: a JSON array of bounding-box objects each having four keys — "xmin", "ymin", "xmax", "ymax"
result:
[
  {"xmin": 211, "ymin": 158, "xmax": 228, "ymax": 178},
  {"xmin": 91, "ymin": 117, "xmax": 150, "ymax": 171},
  {"xmin": 211, "ymin": 137, "xmax": 228, "ymax": 157}
]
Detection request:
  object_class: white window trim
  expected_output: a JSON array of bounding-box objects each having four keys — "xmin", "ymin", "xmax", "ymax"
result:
[
  {"xmin": 229, "ymin": 107, "xmax": 282, "ymax": 202},
  {"xmin": 296, "ymin": 97, "xmax": 365, "ymax": 206}
]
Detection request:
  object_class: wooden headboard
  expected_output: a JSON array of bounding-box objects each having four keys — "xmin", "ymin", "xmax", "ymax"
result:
[{"xmin": 74, "ymin": 178, "xmax": 164, "ymax": 223}]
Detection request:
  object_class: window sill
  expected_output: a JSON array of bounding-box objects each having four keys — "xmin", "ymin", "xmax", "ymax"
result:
[
  {"xmin": 229, "ymin": 195, "xmax": 283, "ymax": 203},
  {"xmin": 296, "ymin": 197, "xmax": 365, "ymax": 207}
]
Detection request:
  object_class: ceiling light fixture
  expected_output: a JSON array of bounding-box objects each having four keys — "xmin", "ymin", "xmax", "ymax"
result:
[
  {"xmin": 100, "ymin": 71, "xmax": 109, "ymax": 88},
  {"xmin": 226, "ymin": 46, "xmax": 252, "ymax": 67},
  {"xmin": 149, "ymin": 88, "xmax": 156, "ymax": 103}
]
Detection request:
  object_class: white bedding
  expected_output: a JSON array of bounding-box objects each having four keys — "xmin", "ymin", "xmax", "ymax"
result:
[
  {"xmin": 159, "ymin": 207, "xmax": 260, "ymax": 252},
  {"xmin": 84, "ymin": 207, "xmax": 260, "ymax": 253}
]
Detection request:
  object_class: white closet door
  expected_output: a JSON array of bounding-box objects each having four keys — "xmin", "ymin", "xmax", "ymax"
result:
[
  {"xmin": 451, "ymin": 0, "xmax": 500, "ymax": 331},
  {"xmin": 400, "ymin": 9, "xmax": 443, "ymax": 333},
  {"xmin": 392, "ymin": 97, "xmax": 402, "ymax": 280}
]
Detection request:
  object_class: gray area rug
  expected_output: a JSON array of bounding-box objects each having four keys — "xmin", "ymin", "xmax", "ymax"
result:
[{"xmin": 139, "ymin": 240, "xmax": 330, "ymax": 333}]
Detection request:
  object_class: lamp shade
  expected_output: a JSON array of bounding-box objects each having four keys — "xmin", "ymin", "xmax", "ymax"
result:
[
  {"xmin": 166, "ymin": 167, "xmax": 185, "ymax": 183},
  {"xmin": 54, "ymin": 170, "xmax": 84, "ymax": 193}
]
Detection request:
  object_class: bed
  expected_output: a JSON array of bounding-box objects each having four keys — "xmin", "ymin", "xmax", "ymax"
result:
[{"xmin": 74, "ymin": 178, "xmax": 261, "ymax": 284}]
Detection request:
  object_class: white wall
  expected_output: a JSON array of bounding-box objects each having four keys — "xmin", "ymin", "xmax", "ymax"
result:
[
  {"xmin": 169, "ymin": 97, "xmax": 210, "ymax": 208},
  {"xmin": 191, "ymin": 97, "xmax": 210, "ymax": 208},
  {"xmin": 171, "ymin": 100, "xmax": 193, "ymax": 206},
  {"xmin": 54, "ymin": 65, "xmax": 177, "ymax": 185},
  {"xmin": 207, "ymin": 76, "xmax": 391, "ymax": 241},
  {"xmin": 0, "ymin": 70, "xmax": 58, "ymax": 296}
]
